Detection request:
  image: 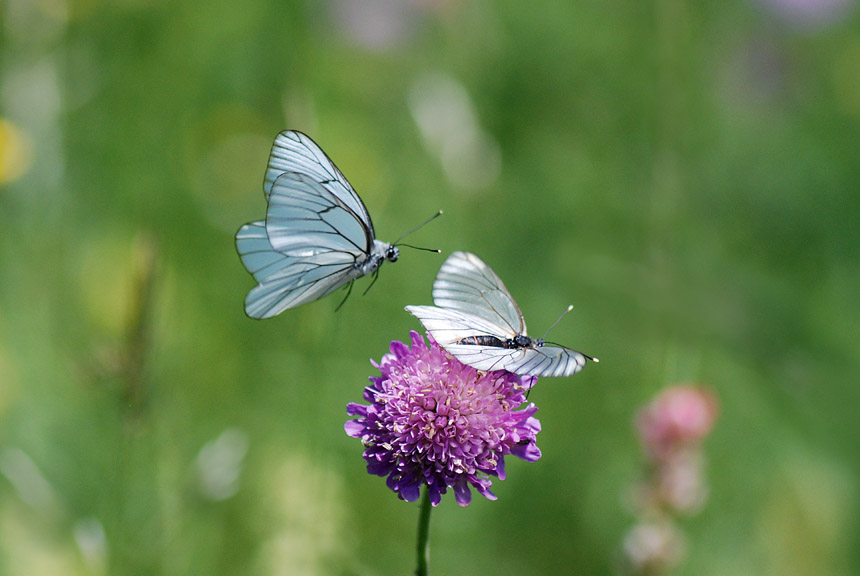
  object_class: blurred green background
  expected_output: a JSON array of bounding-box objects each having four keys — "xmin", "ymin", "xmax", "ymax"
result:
[{"xmin": 2, "ymin": 0, "xmax": 859, "ymax": 574}]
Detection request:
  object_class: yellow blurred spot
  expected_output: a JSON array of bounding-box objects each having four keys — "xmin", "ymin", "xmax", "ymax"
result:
[
  {"xmin": 1, "ymin": 504, "xmax": 80, "ymax": 576},
  {"xmin": 76, "ymin": 233, "xmax": 135, "ymax": 337},
  {"xmin": 0, "ymin": 119, "xmax": 34, "ymax": 186},
  {"xmin": 254, "ymin": 453, "xmax": 349, "ymax": 575},
  {"xmin": 758, "ymin": 451, "xmax": 855, "ymax": 575},
  {"xmin": 0, "ymin": 346, "xmax": 18, "ymax": 420},
  {"xmin": 33, "ymin": 0, "xmax": 70, "ymax": 22}
]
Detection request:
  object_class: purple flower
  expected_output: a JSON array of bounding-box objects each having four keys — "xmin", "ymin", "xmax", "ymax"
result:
[{"xmin": 345, "ymin": 331, "xmax": 542, "ymax": 506}]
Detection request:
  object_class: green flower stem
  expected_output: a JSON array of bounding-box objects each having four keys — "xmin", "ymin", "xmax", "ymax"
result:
[{"xmin": 415, "ymin": 488, "xmax": 432, "ymax": 576}]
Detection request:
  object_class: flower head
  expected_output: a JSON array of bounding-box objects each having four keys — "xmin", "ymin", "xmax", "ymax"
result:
[
  {"xmin": 345, "ymin": 331, "xmax": 541, "ymax": 506},
  {"xmin": 635, "ymin": 385, "xmax": 718, "ymax": 462},
  {"xmin": 630, "ymin": 384, "xmax": 719, "ymax": 517}
]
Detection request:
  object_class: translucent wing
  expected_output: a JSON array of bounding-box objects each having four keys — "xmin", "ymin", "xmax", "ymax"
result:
[
  {"xmin": 235, "ymin": 221, "xmax": 287, "ymax": 284},
  {"xmin": 406, "ymin": 251, "xmax": 595, "ymax": 378},
  {"xmin": 431, "ymin": 251, "xmax": 525, "ymax": 337},
  {"xmin": 263, "ymin": 130, "xmax": 374, "ymax": 238},
  {"xmin": 404, "ymin": 305, "xmax": 512, "ymax": 346},
  {"xmin": 236, "ymin": 172, "xmax": 373, "ymax": 319},
  {"xmin": 443, "ymin": 343, "xmax": 588, "ymax": 377},
  {"xmin": 498, "ymin": 346, "xmax": 588, "ymax": 378},
  {"xmin": 266, "ymin": 172, "xmax": 371, "ymax": 256},
  {"xmin": 405, "ymin": 305, "xmax": 589, "ymax": 377}
]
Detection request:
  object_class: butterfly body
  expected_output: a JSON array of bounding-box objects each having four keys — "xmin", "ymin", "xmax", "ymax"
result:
[
  {"xmin": 363, "ymin": 240, "xmax": 399, "ymax": 273},
  {"xmin": 455, "ymin": 333, "xmax": 543, "ymax": 350},
  {"xmin": 406, "ymin": 251, "xmax": 596, "ymax": 378}
]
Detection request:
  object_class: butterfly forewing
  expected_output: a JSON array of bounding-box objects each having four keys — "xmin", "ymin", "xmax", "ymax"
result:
[
  {"xmin": 431, "ymin": 251, "xmax": 524, "ymax": 336},
  {"xmin": 266, "ymin": 172, "xmax": 371, "ymax": 256},
  {"xmin": 264, "ymin": 131, "xmax": 374, "ymax": 237}
]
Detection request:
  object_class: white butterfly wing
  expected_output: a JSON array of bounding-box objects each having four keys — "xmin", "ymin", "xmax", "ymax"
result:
[
  {"xmin": 404, "ymin": 305, "xmax": 512, "ymax": 347},
  {"xmin": 406, "ymin": 305, "xmax": 588, "ymax": 377},
  {"xmin": 431, "ymin": 251, "xmax": 525, "ymax": 337},
  {"xmin": 236, "ymin": 221, "xmax": 286, "ymax": 284},
  {"xmin": 501, "ymin": 346, "xmax": 588, "ymax": 378},
  {"xmin": 236, "ymin": 172, "xmax": 372, "ymax": 319},
  {"xmin": 407, "ymin": 251, "xmax": 594, "ymax": 378},
  {"xmin": 444, "ymin": 343, "xmax": 587, "ymax": 377},
  {"xmin": 404, "ymin": 305, "xmax": 515, "ymax": 372},
  {"xmin": 266, "ymin": 172, "xmax": 370, "ymax": 256},
  {"xmin": 263, "ymin": 131, "xmax": 375, "ymax": 238}
]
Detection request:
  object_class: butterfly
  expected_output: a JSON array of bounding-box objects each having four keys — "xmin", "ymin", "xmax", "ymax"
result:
[
  {"xmin": 236, "ymin": 131, "xmax": 438, "ymax": 319},
  {"xmin": 405, "ymin": 251, "xmax": 597, "ymax": 377}
]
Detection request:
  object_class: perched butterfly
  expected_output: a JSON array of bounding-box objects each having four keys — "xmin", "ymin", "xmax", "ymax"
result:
[
  {"xmin": 405, "ymin": 251, "xmax": 597, "ymax": 377},
  {"xmin": 236, "ymin": 131, "xmax": 439, "ymax": 319}
]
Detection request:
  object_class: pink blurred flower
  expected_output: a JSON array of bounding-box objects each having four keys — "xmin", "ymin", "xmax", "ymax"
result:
[
  {"xmin": 623, "ymin": 385, "xmax": 718, "ymax": 574},
  {"xmin": 328, "ymin": 0, "xmax": 459, "ymax": 51},
  {"xmin": 636, "ymin": 385, "xmax": 718, "ymax": 462},
  {"xmin": 632, "ymin": 451, "xmax": 709, "ymax": 515}
]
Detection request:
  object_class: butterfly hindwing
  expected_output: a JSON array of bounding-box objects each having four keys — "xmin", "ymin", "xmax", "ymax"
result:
[{"xmin": 432, "ymin": 251, "xmax": 525, "ymax": 336}]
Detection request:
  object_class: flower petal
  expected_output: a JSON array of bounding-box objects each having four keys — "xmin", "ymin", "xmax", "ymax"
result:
[{"xmin": 344, "ymin": 420, "xmax": 365, "ymax": 438}]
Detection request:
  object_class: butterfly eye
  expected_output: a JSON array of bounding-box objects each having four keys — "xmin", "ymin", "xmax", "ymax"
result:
[{"xmin": 386, "ymin": 246, "xmax": 400, "ymax": 263}]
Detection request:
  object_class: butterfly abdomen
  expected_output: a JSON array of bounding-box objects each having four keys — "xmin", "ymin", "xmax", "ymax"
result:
[{"xmin": 456, "ymin": 335, "xmax": 507, "ymax": 347}]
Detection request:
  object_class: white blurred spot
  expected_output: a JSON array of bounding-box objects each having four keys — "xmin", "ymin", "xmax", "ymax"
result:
[
  {"xmin": 622, "ymin": 521, "xmax": 685, "ymax": 574},
  {"xmin": 196, "ymin": 428, "xmax": 250, "ymax": 501},
  {"xmin": 0, "ymin": 448, "xmax": 57, "ymax": 510},
  {"xmin": 409, "ymin": 72, "xmax": 501, "ymax": 191},
  {"xmin": 1, "ymin": 55, "xmax": 65, "ymax": 194},
  {"xmin": 329, "ymin": 0, "xmax": 420, "ymax": 50},
  {"xmin": 754, "ymin": 0, "xmax": 855, "ymax": 28},
  {"xmin": 3, "ymin": 0, "xmax": 68, "ymax": 46},
  {"xmin": 73, "ymin": 517, "xmax": 108, "ymax": 574}
]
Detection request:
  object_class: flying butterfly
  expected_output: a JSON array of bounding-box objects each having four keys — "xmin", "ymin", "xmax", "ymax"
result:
[
  {"xmin": 236, "ymin": 130, "xmax": 440, "ymax": 319},
  {"xmin": 405, "ymin": 251, "xmax": 598, "ymax": 378}
]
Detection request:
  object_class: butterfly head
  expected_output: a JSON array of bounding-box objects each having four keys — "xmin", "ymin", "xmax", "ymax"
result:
[{"xmin": 508, "ymin": 334, "xmax": 537, "ymax": 349}]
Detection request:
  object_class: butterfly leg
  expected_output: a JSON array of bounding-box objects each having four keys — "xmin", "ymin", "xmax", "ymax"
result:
[
  {"xmin": 335, "ymin": 280, "xmax": 355, "ymax": 311},
  {"xmin": 362, "ymin": 269, "xmax": 380, "ymax": 296}
]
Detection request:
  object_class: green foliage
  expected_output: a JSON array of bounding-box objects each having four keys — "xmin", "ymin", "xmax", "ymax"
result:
[{"xmin": 1, "ymin": 1, "xmax": 858, "ymax": 574}]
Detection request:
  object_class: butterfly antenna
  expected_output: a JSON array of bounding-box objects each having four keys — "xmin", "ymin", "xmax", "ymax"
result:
[
  {"xmin": 398, "ymin": 243, "xmax": 441, "ymax": 253},
  {"xmin": 541, "ymin": 305, "xmax": 600, "ymax": 364},
  {"xmin": 541, "ymin": 305, "xmax": 574, "ymax": 340},
  {"xmin": 393, "ymin": 210, "xmax": 443, "ymax": 247}
]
